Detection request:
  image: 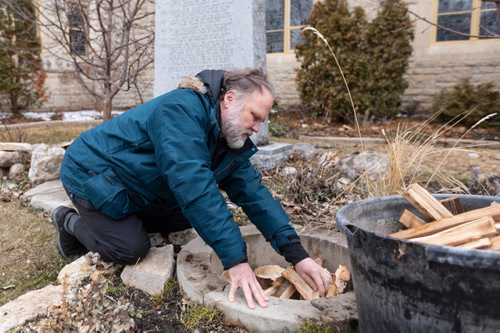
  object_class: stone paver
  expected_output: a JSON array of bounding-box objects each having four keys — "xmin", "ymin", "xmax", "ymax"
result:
[
  {"xmin": 250, "ymin": 142, "xmax": 293, "ymax": 170},
  {"xmin": 22, "ymin": 179, "xmax": 72, "ymax": 212},
  {"xmin": 121, "ymin": 245, "xmax": 175, "ymax": 295},
  {"xmin": 0, "ymin": 285, "xmax": 62, "ymax": 333}
]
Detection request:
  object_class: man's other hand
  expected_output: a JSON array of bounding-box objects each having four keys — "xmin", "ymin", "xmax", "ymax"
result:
[
  {"xmin": 228, "ymin": 262, "xmax": 268, "ymax": 309},
  {"xmin": 294, "ymin": 257, "xmax": 332, "ymax": 297}
]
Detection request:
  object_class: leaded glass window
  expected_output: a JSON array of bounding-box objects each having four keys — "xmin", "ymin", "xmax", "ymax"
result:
[{"xmin": 266, "ymin": 0, "xmax": 313, "ymax": 53}]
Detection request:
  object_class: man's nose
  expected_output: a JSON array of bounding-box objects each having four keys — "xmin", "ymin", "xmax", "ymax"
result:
[{"xmin": 251, "ymin": 122, "xmax": 260, "ymax": 133}]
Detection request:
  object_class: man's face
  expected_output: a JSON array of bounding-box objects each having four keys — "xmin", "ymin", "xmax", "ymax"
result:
[{"xmin": 221, "ymin": 88, "xmax": 273, "ymax": 149}]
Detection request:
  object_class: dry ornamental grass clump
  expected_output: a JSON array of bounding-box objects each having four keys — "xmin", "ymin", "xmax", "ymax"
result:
[
  {"xmin": 17, "ymin": 253, "xmax": 136, "ymax": 333},
  {"xmin": 263, "ymin": 152, "xmax": 363, "ymax": 228}
]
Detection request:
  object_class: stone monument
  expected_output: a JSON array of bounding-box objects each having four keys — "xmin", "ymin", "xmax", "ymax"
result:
[{"xmin": 154, "ymin": 0, "xmax": 292, "ymax": 169}]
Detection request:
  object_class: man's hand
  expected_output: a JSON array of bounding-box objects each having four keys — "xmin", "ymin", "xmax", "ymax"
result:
[
  {"xmin": 294, "ymin": 257, "xmax": 332, "ymax": 297},
  {"xmin": 228, "ymin": 262, "xmax": 268, "ymax": 309}
]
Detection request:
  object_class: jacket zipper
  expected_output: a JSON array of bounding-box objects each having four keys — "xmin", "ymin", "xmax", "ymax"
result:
[{"xmin": 215, "ymin": 157, "xmax": 236, "ymax": 177}]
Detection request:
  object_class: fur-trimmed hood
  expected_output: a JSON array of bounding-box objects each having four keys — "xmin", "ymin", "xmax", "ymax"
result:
[{"xmin": 177, "ymin": 70, "xmax": 225, "ymax": 100}]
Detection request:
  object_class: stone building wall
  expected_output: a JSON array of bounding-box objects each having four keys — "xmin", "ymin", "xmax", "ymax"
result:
[
  {"xmin": 267, "ymin": 0, "xmax": 500, "ymax": 114},
  {"xmin": 404, "ymin": 1, "xmax": 500, "ymax": 112},
  {"xmin": 35, "ymin": 1, "xmax": 500, "ymax": 113},
  {"xmin": 37, "ymin": 0, "xmax": 154, "ymax": 113}
]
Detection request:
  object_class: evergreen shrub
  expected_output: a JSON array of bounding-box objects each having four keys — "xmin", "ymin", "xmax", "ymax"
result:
[
  {"xmin": 433, "ymin": 78, "xmax": 500, "ymax": 129},
  {"xmin": 0, "ymin": 0, "xmax": 46, "ymax": 116},
  {"xmin": 295, "ymin": 0, "xmax": 414, "ymax": 123}
]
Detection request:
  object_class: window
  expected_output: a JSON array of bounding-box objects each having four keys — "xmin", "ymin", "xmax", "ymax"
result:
[
  {"xmin": 67, "ymin": 2, "xmax": 87, "ymax": 55},
  {"xmin": 266, "ymin": 0, "xmax": 313, "ymax": 53},
  {"xmin": 436, "ymin": 0, "xmax": 500, "ymax": 41}
]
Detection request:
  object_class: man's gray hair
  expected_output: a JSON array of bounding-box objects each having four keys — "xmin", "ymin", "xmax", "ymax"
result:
[{"xmin": 221, "ymin": 68, "xmax": 275, "ymax": 100}]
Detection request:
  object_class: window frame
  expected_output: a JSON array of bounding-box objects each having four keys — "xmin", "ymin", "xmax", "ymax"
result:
[
  {"xmin": 266, "ymin": 0, "xmax": 311, "ymax": 54},
  {"xmin": 433, "ymin": 0, "xmax": 500, "ymax": 43},
  {"xmin": 66, "ymin": 0, "xmax": 88, "ymax": 56}
]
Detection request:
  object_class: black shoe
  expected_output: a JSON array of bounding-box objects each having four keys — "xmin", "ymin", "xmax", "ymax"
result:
[{"xmin": 51, "ymin": 206, "xmax": 86, "ymax": 259}]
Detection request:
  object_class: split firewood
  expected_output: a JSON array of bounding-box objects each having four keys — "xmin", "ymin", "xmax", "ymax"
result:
[
  {"xmin": 278, "ymin": 282, "xmax": 297, "ymax": 299},
  {"xmin": 325, "ymin": 278, "xmax": 337, "ymax": 298},
  {"xmin": 221, "ymin": 270, "xmax": 230, "ymax": 282},
  {"xmin": 325, "ymin": 264, "xmax": 352, "ymax": 298},
  {"xmin": 489, "ymin": 235, "xmax": 500, "ymax": 251},
  {"xmin": 440, "ymin": 197, "xmax": 465, "ymax": 215},
  {"xmin": 282, "ymin": 266, "xmax": 318, "ymax": 301},
  {"xmin": 334, "ymin": 265, "xmax": 351, "ymax": 294},
  {"xmin": 399, "ymin": 209, "xmax": 426, "ymax": 228},
  {"xmin": 400, "ymin": 198, "xmax": 466, "ymax": 229},
  {"xmin": 314, "ymin": 257, "xmax": 324, "ymax": 266},
  {"xmin": 263, "ymin": 284, "xmax": 281, "ymax": 297},
  {"xmin": 391, "ymin": 204, "xmax": 500, "ymax": 239},
  {"xmin": 271, "ymin": 276, "xmax": 286, "ymax": 287},
  {"xmin": 411, "ymin": 216, "xmax": 497, "ymax": 247},
  {"xmin": 403, "ymin": 183, "xmax": 453, "ymax": 220},
  {"xmin": 458, "ymin": 237, "xmax": 492, "ymax": 250}
]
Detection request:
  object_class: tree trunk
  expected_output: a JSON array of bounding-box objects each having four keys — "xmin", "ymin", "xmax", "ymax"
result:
[
  {"xmin": 102, "ymin": 98, "xmax": 112, "ymax": 121},
  {"xmin": 496, "ymin": 3, "xmax": 500, "ymax": 30},
  {"xmin": 102, "ymin": 82, "xmax": 113, "ymax": 121}
]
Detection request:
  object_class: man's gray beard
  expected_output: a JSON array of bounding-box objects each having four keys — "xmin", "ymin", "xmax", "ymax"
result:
[{"xmin": 223, "ymin": 103, "xmax": 249, "ymax": 149}]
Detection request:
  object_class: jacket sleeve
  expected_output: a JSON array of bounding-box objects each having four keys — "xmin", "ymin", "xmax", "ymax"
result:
[
  {"xmin": 147, "ymin": 91, "xmax": 247, "ymax": 269},
  {"xmin": 219, "ymin": 158, "xmax": 309, "ymax": 264}
]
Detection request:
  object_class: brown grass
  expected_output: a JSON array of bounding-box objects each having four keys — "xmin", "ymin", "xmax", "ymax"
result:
[
  {"xmin": 0, "ymin": 123, "xmax": 94, "ymax": 144},
  {"xmin": 0, "ymin": 202, "xmax": 68, "ymax": 306}
]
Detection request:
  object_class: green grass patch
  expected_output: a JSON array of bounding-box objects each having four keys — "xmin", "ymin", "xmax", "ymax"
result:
[
  {"xmin": 178, "ymin": 302, "xmax": 224, "ymax": 330},
  {"xmin": 300, "ymin": 320, "xmax": 333, "ymax": 333}
]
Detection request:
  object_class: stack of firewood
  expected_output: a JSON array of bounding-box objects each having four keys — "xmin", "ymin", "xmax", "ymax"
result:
[
  {"xmin": 222, "ymin": 259, "xmax": 352, "ymax": 300},
  {"xmin": 390, "ymin": 183, "xmax": 500, "ymax": 251}
]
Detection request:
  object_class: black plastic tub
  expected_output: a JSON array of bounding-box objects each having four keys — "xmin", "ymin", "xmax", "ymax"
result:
[{"xmin": 336, "ymin": 194, "xmax": 500, "ymax": 333}]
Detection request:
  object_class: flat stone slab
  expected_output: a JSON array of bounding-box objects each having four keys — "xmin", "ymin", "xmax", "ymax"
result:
[
  {"xmin": 121, "ymin": 245, "xmax": 175, "ymax": 295},
  {"xmin": 299, "ymin": 135, "xmax": 500, "ymax": 149},
  {"xmin": 22, "ymin": 179, "xmax": 72, "ymax": 213},
  {"xmin": 250, "ymin": 142, "xmax": 293, "ymax": 170},
  {"xmin": 0, "ymin": 142, "xmax": 32, "ymax": 152},
  {"xmin": 0, "ymin": 285, "xmax": 62, "ymax": 333},
  {"xmin": 176, "ymin": 225, "xmax": 358, "ymax": 332}
]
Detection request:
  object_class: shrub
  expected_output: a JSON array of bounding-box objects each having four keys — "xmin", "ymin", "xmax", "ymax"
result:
[
  {"xmin": 432, "ymin": 78, "xmax": 500, "ymax": 129},
  {"xmin": 295, "ymin": 0, "xmax": 414, "ymax": 123},
  {"xmin": 0, "ymin": 0, "xmax": 46, "ymax": 116}
]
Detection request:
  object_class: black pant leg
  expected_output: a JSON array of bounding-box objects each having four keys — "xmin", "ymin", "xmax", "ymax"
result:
[
  {"xmin": 138, "ymin": 206, "xmax": 192, "ymax": 234},
  {"xmin": 69, "ymin": 194, "xmax": 151, "ymax": 265}
]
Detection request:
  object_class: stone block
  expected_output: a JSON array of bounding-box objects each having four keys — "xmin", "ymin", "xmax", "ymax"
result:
[
  {"xmin": 168, "ymin": 228, "xmax": 198, "ymax": 246},
  {"xmin": 22, "ymin": 179, "xmax": 73, "ymax": 213},
  {"xmin": 9, "ymin": 163, "xmax": 26, "ymax": 179},
  {"xmin": 250, "ymin": 142, "xmax": 293, "ymax": 170},
  {"xmin": 28, "ymin": 144, "xmax": 65, "ymax": 184},
  {"xmin": 0, "ymin": 285, "xmax": 62, "ymax": 333},
  {"xmin": 0, "ymin": 151, "xmax": 24, "ymax": 168},
  {"xmin": 121, "ymin": 245, "xmax": 175, "ymax": 295},
  {"xmin": 57, "ymin": 255, "xmax": 93, "ymax": 286}
]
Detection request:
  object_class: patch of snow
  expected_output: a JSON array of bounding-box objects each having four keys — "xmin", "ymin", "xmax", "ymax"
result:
[
  {"xmin": 23, "ymin": 112, "xmax": 55, "ymax": 121},
  {"xmin": 62, "ymin": 110, "xmax": 102, "ymax": 121},
  {"xmin": 19, "ymin": 110, "xmax": 125, "ymax": 122}
]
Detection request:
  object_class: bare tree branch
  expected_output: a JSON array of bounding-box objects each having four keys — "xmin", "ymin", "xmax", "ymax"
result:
[{"xmin": 7, "ymin": 0, "xmax": 155, "ymax": 120}]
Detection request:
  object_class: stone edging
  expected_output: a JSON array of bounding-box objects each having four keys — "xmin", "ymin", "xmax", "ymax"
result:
[
  {"xmin": 299, "ymin": 135, "xmax": 500, "ymax": 149},
  {"xmin": 176, "ymin": 225, "xmax": 357, "ymax": 332}
]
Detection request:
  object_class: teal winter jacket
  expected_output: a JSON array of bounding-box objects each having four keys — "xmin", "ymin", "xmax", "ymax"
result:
[{"xmin": 60, "ymin": 78, "xmax": 301, "ymax": 269}]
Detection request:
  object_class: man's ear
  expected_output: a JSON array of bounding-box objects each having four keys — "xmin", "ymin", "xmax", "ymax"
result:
[{"xmin": 222, "ymin": 90, "xmax": 235, "ymax": 108}]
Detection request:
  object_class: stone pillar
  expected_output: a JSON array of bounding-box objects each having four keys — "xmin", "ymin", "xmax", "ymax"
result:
[
  {"xmin": 153, "ymin": 1, "xmax": 291, "ymax": 168},
  {"xmin": 153, "ymin": 0, "xmax": 266, "ymax": 95}
]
